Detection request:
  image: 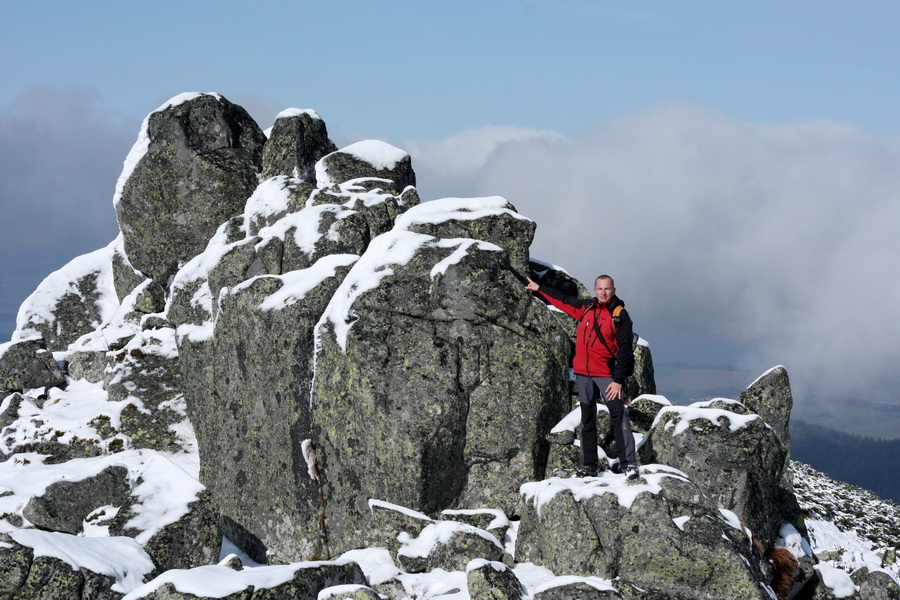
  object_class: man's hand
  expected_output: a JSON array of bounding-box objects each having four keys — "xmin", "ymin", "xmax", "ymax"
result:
[
  {"xmin": 525, "ymin": 277, "xmax": 540, "ymax": 292},
  {"xmin": 605, "ymin": 381, "xmax": 623, "ymax": 401}
]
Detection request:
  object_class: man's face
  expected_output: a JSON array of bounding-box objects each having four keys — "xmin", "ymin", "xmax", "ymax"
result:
[{"xmin": 594, "ymin": 278, "xmax": 615, "ymax": 303}]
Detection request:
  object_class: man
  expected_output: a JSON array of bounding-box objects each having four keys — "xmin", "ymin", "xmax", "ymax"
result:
[{"xmin": 525, "ymin": 274, "xmax": 639, "ymax": 479}]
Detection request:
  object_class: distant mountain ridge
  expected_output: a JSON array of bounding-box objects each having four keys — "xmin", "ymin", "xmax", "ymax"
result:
[{"xmin": 790, "ymin": 419, "xmax": 900, "ymax": 504}]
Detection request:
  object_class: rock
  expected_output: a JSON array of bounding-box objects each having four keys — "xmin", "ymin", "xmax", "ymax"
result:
[
  {"xmin": 137, "ymin": 560, "xmax": 367, "ymax": 600},
  {"xmin": 23, "ymin": 465, "xmax": 130, "ymax": 535},
  {"xmin": 0, "ymin": 534, "xmax": 31, "ymax": 595},
  {"xmin": 141, "ymin": 490, "xmax": 220, "ymax": 572},
  {"xmin": 465, "ymin": 560, "xmax": 525, "ymax": 600},
  {"xmin": 110, "ymin": 481, "xmax": 220, "ymax": 572},
  {"xmin": 311, "ymin": 201, "xmax": 571, "ymax": 553},
  {"xmin": 439, "ymin": 508, "xmax": 511, "ymax": 543},
  {"xmin": 516, "ymin": 467, "xmax": 772, "ymax": 600},
  {"xmin": 0, "ymin": 338, "xmax": 67, "ymax": 393},
  {"xmin": 364, "ymin": 501, "xmax": 435, "ymax": 555},
  {"xmin": 262, "ymin": 109, "xmax": 338, "ymax": 182},
  {"xmin": 111, "ymin": 233, "xmax": 147, "ymax": 303},
  {"xmin": 319, "ymin": 585, "xmax": 383, "ymax": 599},
  {"xmin": 0, "ymin": 392, "xmax": 25, "ymax": 429},
  {"xmin": 396, "ymin": 521, "xmax": 504, "ymax": 574},
  {"xmin": 533, "ymin": 578, "xmax": 622, "ymax": 600},
  {"xmin": 2, "ymin": 530, "xmax": 155, "ymax": 600},
  {"xmin": 626, "ymin": 339, "xmax": 656, "ymax": 400},
  {"xmin": 176, "ymin": 259, "xmax": 351, "ymax": 564},
  {"xmin": 739, "ymin": 366, "xmax": 793, "ymax": 456},
  {"xmin": 103, "ymin": 328, "xmax": 189, "ymax": 452},
  {"xmin": 626, "ymin": 394, "xmax": 670, "ymax": 433},
  {"xmin": 395, "ymin": 196, "xmax": 536, "ymax": 277},
  {"xmin": 13, "ymin": 243, "xmax": 118, "ymax": 352},
  {"xmin": 115, "ymin": 93, "xmax": 267, "ymax": 284},
  {"xmin": 638, "ymin": 403, "xmax": 788, "ymax": 543},
  {"xmin": 316, "ymin": 140, "xmax": 416, "ymax": 194},
  {"xmin": 852, "ymin": 567, "xmax": 900, "ymax": 600}
]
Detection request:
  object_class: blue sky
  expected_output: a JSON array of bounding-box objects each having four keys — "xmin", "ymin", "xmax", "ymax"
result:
[{"xmin": 2, "ymin": 1, "xmax": 900, "ymax": 436}]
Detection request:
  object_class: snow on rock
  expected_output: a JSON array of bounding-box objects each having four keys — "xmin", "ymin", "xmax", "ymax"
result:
[
  {"xmin": 10, "ymin": 529, "xmax": 155, "ymax": 593},
  {"xmin": 814, "ymin": 563, "xmax": 859, "ymax": 598},
  {"xmin": 12, "ymin": 239, "xmax": 119, "ymax": 348},
  {"xmin": 393, "ymin": 196, "xmax": 532, "ymax": 229},
  {"xmin": 275, "ymin": 107, "xmax": 321, "ymax": 121},
  {"xmin": 520, "ymin": 464, "xmax": 690, "ymax": 515},
  {"xmin": 314, "ymin": 196, "xmax": 525, "ymax": 352},
  {"xmin": 121, "ymin": 557, "xmax": 359, "ymax": 600},
  {"xmin": 651, "ymin": 403, "xmax": 761, "ymax": 435}
]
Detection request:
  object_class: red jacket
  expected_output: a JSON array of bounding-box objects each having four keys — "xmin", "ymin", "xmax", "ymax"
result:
[{"xmin": 536, "ymin": 286, "xmax": 634, "ymax": 382}]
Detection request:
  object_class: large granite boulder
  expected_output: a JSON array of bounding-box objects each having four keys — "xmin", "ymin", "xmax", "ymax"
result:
[
  {"xmin": 310, "ymin": 198, "xmax": 571, "ymax": 554},
  {"xmin": 115, "ymin": 92, "xmax": 267, "ymax": 284},
  {"xmin": 638, "ymin": 401, "xmax": 788, "ymax": 543},
  {"xmin": 516, "ymin": 466, "xmax": 773, "ymax": 600},
  {"xmin": 164, "ymin": 167, "xmax": 403, "ymax": 563},
  {"xmin": 262, "ymin": 108, "xmax": 338, "ymax": 182}
]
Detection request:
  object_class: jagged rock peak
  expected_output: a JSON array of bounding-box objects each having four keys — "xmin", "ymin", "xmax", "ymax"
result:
[
  {"xmin": 261, "ymin": 108, "xmax": 338, "ymax": 183},
  {"xmin": 114, "ymin": 92, "xmax": 267, "ymax": 285}
]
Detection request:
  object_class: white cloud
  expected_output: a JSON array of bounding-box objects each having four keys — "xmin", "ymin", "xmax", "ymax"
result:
[{"xmin": 409, "ymin": 103, "xmax": 900, "ymax": 405}]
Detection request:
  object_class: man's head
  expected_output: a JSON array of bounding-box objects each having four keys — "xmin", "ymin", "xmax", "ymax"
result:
[{"xmin": 593, "ymin": 275, "xmax": 615, "ymax": 304}]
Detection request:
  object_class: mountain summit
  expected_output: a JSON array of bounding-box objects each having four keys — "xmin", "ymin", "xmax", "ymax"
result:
[{"xmin": 1, "ymin": 93, "xmax": 897, "ymax": 600}]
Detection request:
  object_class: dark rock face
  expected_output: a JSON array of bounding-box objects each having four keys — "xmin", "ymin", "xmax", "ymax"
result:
[
  {"xmin": 311, "ymin": 211, "xmax": 571, "ymax": 554},
  {"xmin": 116, "ymin": 93, "xmax": 267, "ymax": 284},
  {"xmin": 261, "ymin": 109, "xmax": 338, "ymax": 182},
  {"xmin": 23, "ymin": 465, "xmax": 129, "ymax": 535},
  {"xmin": 0, "ymin": 338, "xmax": 66, "ymax": 393}
]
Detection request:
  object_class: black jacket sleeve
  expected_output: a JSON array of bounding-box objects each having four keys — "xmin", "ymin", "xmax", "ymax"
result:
[{"xmin": 612, "ymin": 308, "xmax": 635, "ymax": 383}]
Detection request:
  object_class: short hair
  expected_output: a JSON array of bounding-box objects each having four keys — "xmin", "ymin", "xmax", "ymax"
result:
[{"xmin": 594, "ymin": 274, "xmax": 615, "ymax": 287}]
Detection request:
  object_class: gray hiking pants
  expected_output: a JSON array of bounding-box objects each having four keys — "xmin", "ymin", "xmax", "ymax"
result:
[{"xmin": 575, "ymin": 374, "xmax": 637, "ymax": 469}]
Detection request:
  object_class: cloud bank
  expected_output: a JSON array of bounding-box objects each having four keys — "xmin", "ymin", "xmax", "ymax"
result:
[
  {"xmin": 0, "ymin": 89, "xmax": 129, "ymax": 336},
  {"xmin": 408, "ymin": 103, "xmax": 900, "ymax": 407}
]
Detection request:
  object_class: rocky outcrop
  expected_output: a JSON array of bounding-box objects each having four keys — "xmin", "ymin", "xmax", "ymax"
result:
[
  {"xmin": 3, "ymin": 91, "xmax": 897, "ymax": 600},
  {"xmin": 115, "ymin": 93, "xmax": 267, "ymax": 284},
  {"xmin": 517, "ymin": 466, "xmax": 772, "ymax": 600},
  {"xmin": 262, "ymin": 108, "xmax": 338, "ymax": 182},
  {"xmin": 638, "ymin": 400, "xmax": 788, "ymax": 542},
  {"xmin": 740, "ymin": 365, "xmax": 793, "ymax": 454}
]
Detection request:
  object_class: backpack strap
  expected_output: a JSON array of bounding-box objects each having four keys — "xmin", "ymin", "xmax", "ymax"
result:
[{"xmin": 610, "ymin": 305, "xmax": 624, "ymax": 334}]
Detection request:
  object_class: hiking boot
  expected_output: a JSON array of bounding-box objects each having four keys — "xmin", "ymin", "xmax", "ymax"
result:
[
  {"xmin": 575, "ymin": 464, "xmax": 599, "ymax": 478},
  {"xmin": 624, "ymin": 465, "xmax": 639, "ymax": 480}
]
